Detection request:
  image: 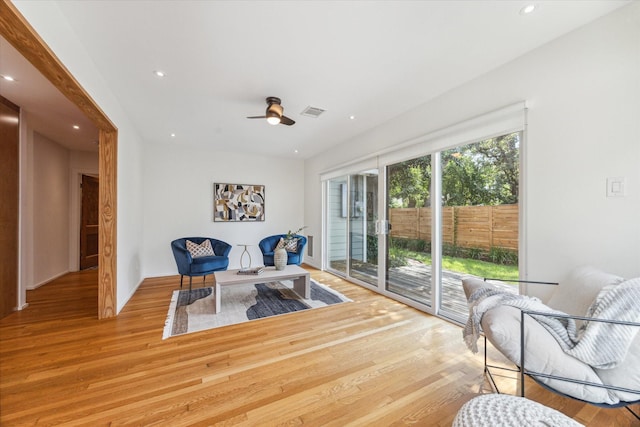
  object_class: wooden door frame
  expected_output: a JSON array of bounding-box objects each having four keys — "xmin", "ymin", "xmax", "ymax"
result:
[
  {"xmin": 0, "ymin": 95, "xmax": 20, "ymax": 319},
  {"xmin": 0, "ymin": 1, "xmax": 117, "ymax": 319}
]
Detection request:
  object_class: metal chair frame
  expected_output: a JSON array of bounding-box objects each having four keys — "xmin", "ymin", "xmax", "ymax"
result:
[{"xmin": 478, "ymin": 278, "xmax": 640, "ymax": 421}]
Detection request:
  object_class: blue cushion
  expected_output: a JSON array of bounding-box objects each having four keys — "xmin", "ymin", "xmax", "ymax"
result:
[{"xmin": 190, "ymin": 256, "xmax": 229, "ymax": 274}]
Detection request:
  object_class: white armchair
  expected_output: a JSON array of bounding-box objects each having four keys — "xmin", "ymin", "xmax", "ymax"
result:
[{"xmin": 462, "ymin": 266, "xmax": 640, "ymax": 419}]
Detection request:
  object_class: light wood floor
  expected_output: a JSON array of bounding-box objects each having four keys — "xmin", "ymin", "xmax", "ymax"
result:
[{"xmin": 1, "ymin": 267, "xmax": 638, "ymax": 426}]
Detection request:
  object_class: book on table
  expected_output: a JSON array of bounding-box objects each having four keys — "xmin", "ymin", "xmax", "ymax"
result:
[{"xmin": 237, "ymin": 266, "xmax": 265, "ymax": 275}]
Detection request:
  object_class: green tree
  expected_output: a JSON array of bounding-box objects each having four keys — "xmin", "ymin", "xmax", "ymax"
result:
[
  {"xmin": 442, "ymin": 133, "xmax": 519, "ymax": 206},
  {"xmin": 472, "ymin": 133, "xmax": 519, "ymax": 204},
  {"xmin": 441, "ymin": 149, "xmax": 491, "ymax": 206},
  {"xmin": 388, "ymin": 132, "xmax": 519, "ymax": 208},
  {"xmin": 387, "ymin": 156, "xmax": 431, "ymax": 207}
]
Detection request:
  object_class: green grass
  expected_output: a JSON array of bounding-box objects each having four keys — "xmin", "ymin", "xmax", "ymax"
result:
[
  {"xmin": 441, "ymin": 256, "xmax": 519, "ymax": 280},
  {"xmin": 390, "ymin": 247, "xmax": 519, "ymax": 281}
]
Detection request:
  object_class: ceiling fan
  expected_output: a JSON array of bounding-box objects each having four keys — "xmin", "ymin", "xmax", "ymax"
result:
[{"xmin": 247, "ymin": 97, "xmax": 295, "ymax": 126}]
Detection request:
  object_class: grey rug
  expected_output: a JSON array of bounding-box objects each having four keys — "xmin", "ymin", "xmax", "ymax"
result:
[{"xmin": 163, "ymin": 279, "xmax": 351, "ymax": 339}]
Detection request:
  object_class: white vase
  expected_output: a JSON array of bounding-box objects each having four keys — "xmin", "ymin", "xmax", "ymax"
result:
[{"xmin": 274, "ymin": 248, "xmax": 287, "ymax": 271}]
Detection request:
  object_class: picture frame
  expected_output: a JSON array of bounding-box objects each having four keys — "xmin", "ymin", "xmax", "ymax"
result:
[{"xmin": 213, "ymin": 183, "xmax": 265, "ymax": 222}]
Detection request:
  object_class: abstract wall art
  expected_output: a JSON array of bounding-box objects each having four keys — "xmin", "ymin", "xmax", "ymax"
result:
[{"xmin": 213, "ymin": 183, "xmax": 265, "ymax": 222}]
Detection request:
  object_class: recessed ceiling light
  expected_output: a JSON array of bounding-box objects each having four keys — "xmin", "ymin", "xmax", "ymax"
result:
[
  {"xmin": 154, "ymin": 70, "xmax": 166, "ymax": 77},
  {"xmin": 1, "ymin": 75, "xmax": 15, "ymax": 81},
  {"xmin": 349, "ymin": 115, "xmax": 356, "ymax": 120},
  {"xmin": 520, "ymin": 4, "xmax": 536, "ymax": 15},
  {"xmin": 73, "ymin": 125, "xmax": 80, "ymax": 130},
  {"xmin": 170, "ymin": 133, "xmax": 176, "ymax": 137},
  {"xmin": 294, "ymin": 149, "xmax": 299, "ymax": 154}
]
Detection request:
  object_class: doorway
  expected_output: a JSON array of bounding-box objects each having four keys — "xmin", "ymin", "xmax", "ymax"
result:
[
  {"xmin": 80, "ymin": 174, "xmax": 99, "ymax": 270},
  {"xmin": 1, "ymin": 4, "xmax": 118, "ymax": 318}
]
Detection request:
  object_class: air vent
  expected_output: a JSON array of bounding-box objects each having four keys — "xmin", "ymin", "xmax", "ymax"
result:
[{"xmin": 300, "ymin": 106, "xmax": 325, "ymax": 118}]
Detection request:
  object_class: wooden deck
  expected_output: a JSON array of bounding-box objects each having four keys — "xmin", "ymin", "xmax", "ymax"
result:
[{"xmin": 333, "ymin": 259, "xmax": 517, "ymax": 319}]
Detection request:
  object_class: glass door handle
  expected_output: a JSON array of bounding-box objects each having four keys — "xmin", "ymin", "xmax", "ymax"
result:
[{"xmin": 376, "ymin": 220, "xmax": 391, "ymax": 234}]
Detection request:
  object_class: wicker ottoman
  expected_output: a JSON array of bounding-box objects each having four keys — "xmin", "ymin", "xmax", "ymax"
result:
[{"xmin": 453, "ymin": 394, "xmax": 584, "ymax": 427}]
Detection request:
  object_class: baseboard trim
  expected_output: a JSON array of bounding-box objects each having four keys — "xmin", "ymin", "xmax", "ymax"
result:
[
  {"xmin": 14, "ymin": 303, "xmax": 29, "ymax": 311},
  {"xmin": 28, "ymin": 270, "xmax": 71, "ymax": 290},
  {"xmin": 303, "ymin": 259, "xmax": 321, "ymax": 270},
  {"xmin": 117, "ymin": 277, "xmax": 145, "ymax": 314}
]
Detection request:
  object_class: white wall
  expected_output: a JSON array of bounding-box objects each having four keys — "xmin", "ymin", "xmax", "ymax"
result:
[
  {"xmin": 305, "ymin": 3, "xmax": 640, "ymax": 293},
  {"xmin": 15, "ymin": 1, "xmax": 146, "ymax": 313},
  {"xmin": 141, "ymin": 144, "xmax": 305, "ymax": 277},
  {"xmin": 30, "ymin": 132, "xmax": 70, "ymax": 287},
  {"xmin": 18, "ymin": 111, "xmax": 32, "ymax": 307}
]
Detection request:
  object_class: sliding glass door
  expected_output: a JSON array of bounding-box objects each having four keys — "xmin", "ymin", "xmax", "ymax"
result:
[
  {"xmin": 326, "ymin": 171, "xmax": 379, "ymax": 286},
  {"xmin": 385, "ymin": 155, "xmax": 432, "ymax": 307},
  {"xmin": 324, "ymin": 131, "xmax": 520, "ymax": 323},
  {"xmin": 438, "ymin": 133, "xmax": 520, "ymax": 321},
  {"xmin": 349, "ymin": 172, "xmax": 379, "ymax": 286}
]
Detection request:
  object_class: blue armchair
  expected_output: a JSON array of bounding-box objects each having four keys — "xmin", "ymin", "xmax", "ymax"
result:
[
  {"xmin": 170, "ymin": 237, "xmax": 231, "ymax": 291},
  {"xmin": 259, "ymin": 234, "xmax": 307, "ymax": 267}
]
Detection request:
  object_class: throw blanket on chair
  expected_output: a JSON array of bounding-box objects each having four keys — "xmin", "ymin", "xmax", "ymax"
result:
[
  {"xmin": 564, "ymin": 278, "xmax": 640, "ymax": 369},
  {"xmin": 462, "ymin": 286, "xmax": 572, "ymax": 354},
  {"xmin": 463, "ymin": 279, "xmax": 640, "ymax": 369}
]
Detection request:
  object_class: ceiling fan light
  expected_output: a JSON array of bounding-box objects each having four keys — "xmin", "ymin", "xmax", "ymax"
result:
[{"xmin": 266, "ymin": 111, "xmax": 281, "ymax": 125}]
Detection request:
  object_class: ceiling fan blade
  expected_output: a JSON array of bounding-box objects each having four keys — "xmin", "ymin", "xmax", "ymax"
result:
[
  {"xmin": 280, "ymin": 115, "xmax": 295, "ymax": 126},
  {"xmin": 246, "ymin": 116, "xmax": 267, "ymax": 119}
]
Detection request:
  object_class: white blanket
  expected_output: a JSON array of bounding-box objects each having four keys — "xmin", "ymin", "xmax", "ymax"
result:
[
  {"xmin": 463, "ymin": 278, "xmax": 640, "ymax": 369},
  {"xmin": 462, "ymin": 286, "xmax": 572, "ymax": 353},
  {"xmin": 565, "ymin": 278, "xmax": 640, "ymax": 368}
]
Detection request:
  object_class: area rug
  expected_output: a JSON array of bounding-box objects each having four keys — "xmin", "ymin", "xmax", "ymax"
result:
[{"xmin": 162, "ymin": 279, "xmax": 351, "ymax": 339}]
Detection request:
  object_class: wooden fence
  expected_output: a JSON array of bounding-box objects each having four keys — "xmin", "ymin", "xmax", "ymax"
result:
[{"xmin": 389, "ymin": 204, "xmax": 518, "ymax": 251}]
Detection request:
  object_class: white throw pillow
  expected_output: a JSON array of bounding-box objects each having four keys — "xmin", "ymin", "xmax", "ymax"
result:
[
  {"xmin": 546, "ymin": 266, "xmax": 624, "ymax": 318},
  {"xmin": 186, "ymin": 239, "xmax": 216, "ymax": 258},
  {"xmin": 284, "ymin": 238, "xmax": 298, "ymax": 253}
]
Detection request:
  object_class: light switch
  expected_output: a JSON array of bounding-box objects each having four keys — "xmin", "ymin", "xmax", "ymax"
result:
[{"xmin": 606, "ymin": 177, "xmax": 626, "ymax": 197}]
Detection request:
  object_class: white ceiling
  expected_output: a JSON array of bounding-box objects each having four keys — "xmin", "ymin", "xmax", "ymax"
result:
[
  {"xmin": 1, "ymin": 1, "xmax": 629, "ymax": 158},
  {"xmin": 0, "ymin": 34, "xmax": 99, "ymax": 152}
]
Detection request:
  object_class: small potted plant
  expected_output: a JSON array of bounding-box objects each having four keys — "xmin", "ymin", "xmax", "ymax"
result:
[
  {"xmin": 284, "ymin": 226, "xmax": 306, "ymax": 244},
  {"xmin": 274, "ymin": 226, "xmax": 306, "ymax": 270}
]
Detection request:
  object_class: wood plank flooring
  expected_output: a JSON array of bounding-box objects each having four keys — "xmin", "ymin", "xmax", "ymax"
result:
[{"xmin": 1, "ymin": 267, "xmax": 638, "ymax": 426}]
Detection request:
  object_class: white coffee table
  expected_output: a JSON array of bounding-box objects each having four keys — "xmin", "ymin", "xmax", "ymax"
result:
[{"xmin": 213, "ymin": 264, "xmax": 310, "ymax": 313}]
